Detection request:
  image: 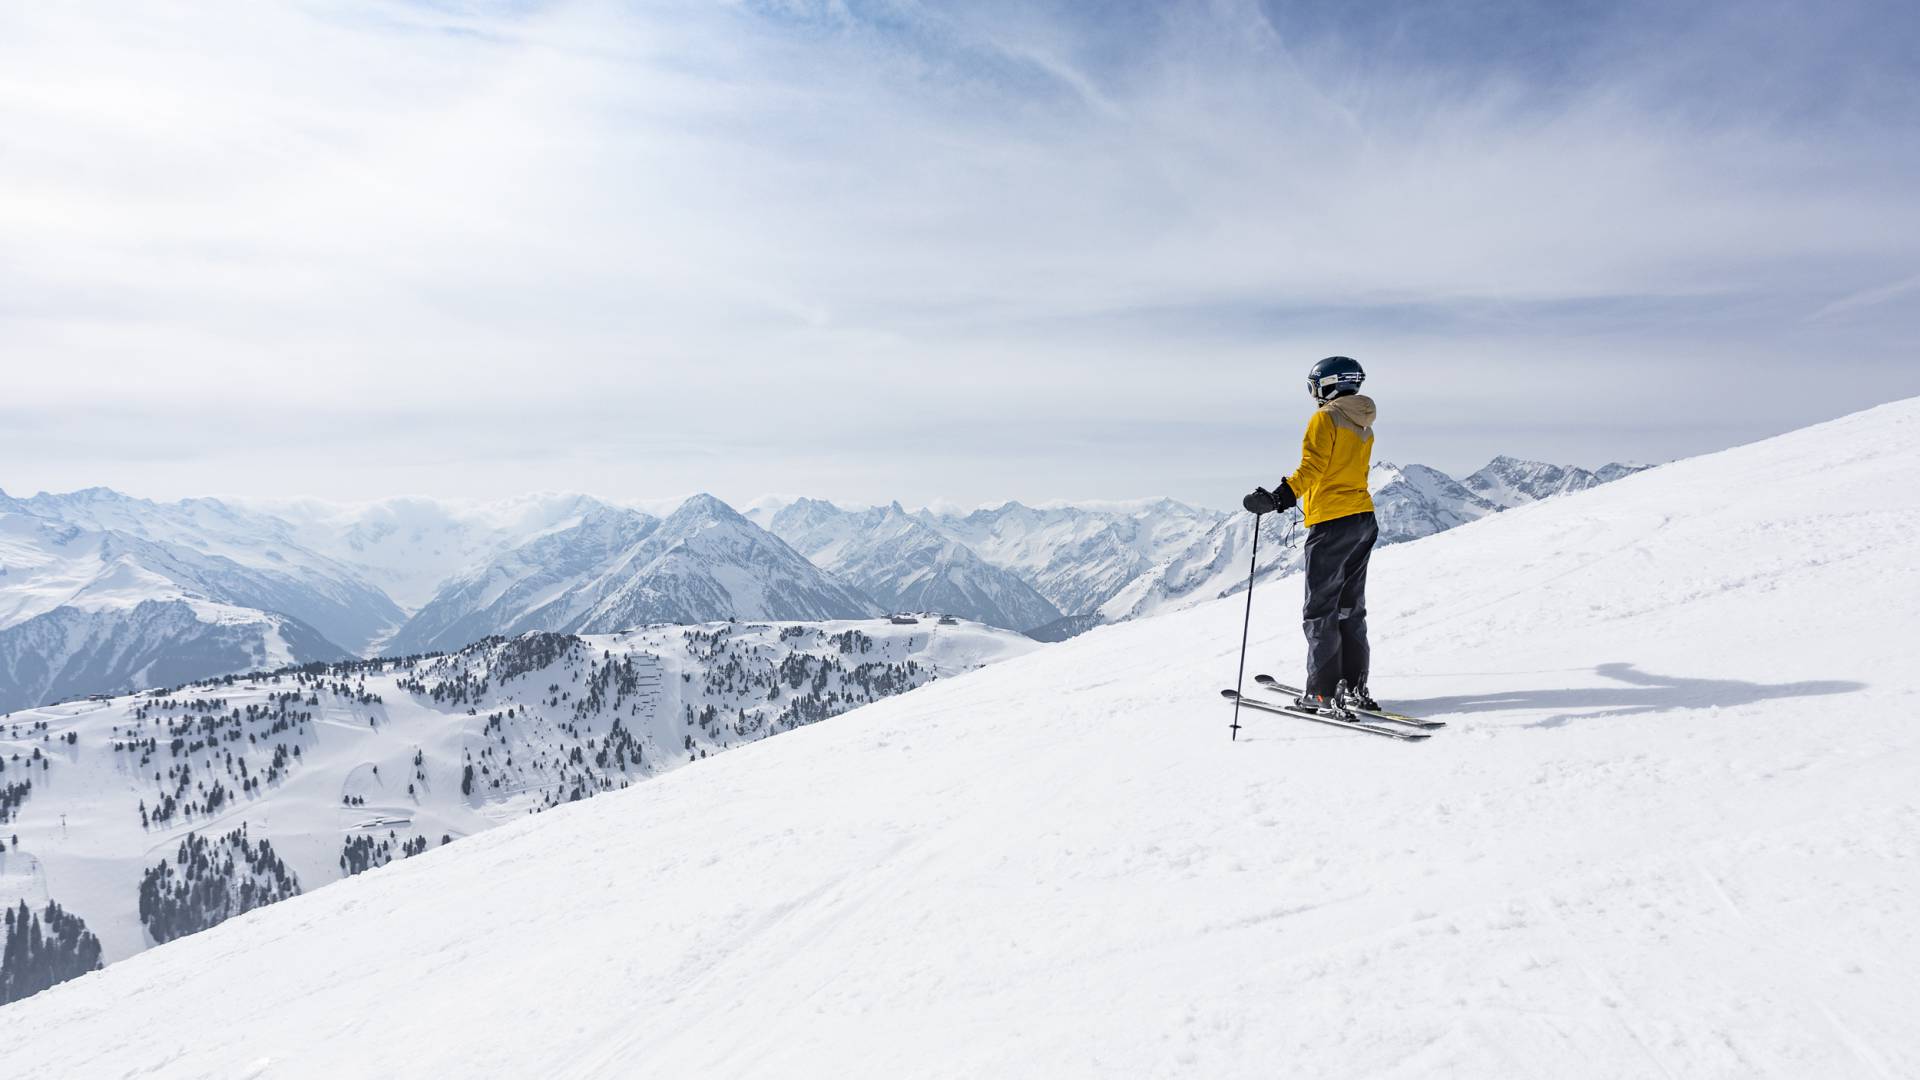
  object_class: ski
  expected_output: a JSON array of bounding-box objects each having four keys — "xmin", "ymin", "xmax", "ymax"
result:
[
  {"xmin": 1219, "ymin": 689, "xmax": 1429, "ymax": 741},
  {"xmin": 1253, "ymin": 675, "xmax": 1445, "ymax": 729}
]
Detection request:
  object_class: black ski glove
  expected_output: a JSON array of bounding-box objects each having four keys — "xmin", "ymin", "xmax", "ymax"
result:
[
  {"xmin": 1242, "ymin": 487, "xmax": 1279, "ymax": 515},
  {"xmin": 1273, "ymin": 479, "xmax": 1299, "ymax": 512}
]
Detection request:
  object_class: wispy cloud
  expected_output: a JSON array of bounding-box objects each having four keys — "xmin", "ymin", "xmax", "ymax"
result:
[
  {"xmin": 1809, "ymin": 272, "xmax": 1920, "ymax": 320},
  {"xmin": 2, "ymin": 0, "xmax": 1916, "ymax": 506}
]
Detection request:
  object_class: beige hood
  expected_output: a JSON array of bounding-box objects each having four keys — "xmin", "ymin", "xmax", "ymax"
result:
[{"xmin": 1323, "ymin": 394, "xmax": 1376, "ymax": 440}]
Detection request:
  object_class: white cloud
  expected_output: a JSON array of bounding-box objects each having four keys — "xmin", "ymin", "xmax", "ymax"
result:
[
  {"xmin": 2, "ymin": 0, "xmax": 1916, "ymax": 509},
  {"xmin": 1809, "ymin": 273, "xmax": 1920, "ymax": 321}
]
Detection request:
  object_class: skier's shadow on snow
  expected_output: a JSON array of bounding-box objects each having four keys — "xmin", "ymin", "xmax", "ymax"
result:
[{"xmin": 1392, "ymin": 663, "xmax": 1865, "ymax": 728}]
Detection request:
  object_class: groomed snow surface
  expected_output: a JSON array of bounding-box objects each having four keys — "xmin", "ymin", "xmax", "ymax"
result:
[
  {"xmin": 10, "ymin": 399, "xmax": 1920, "ymax": 1078},
  {"xmin": 0, "ymin": 618, "xmax": 1038, "ymax": 968}
]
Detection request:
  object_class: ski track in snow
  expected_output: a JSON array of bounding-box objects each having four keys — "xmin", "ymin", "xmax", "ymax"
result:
[{"xmin": 4, "ymin": 399, "xmax": 1920, "ymax": 1077}]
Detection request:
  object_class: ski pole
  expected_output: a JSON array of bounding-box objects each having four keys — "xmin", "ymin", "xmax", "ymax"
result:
[{"xmin": 1230, "ymin": 511, "xmax": 1263, "ymax": 741}]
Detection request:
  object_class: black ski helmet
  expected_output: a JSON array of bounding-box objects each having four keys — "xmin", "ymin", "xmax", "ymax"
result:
[{"xmin": 1307, "ymin": 355, "xmax": 1365, "ymax": 401}]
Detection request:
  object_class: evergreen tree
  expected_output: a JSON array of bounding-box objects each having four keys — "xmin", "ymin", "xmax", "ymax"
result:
[{"xmin": 1, "ymin": 898, "xmax": 104, "ymax": 1005}]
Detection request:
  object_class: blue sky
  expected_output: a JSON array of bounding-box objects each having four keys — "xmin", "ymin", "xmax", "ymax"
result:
[{"xmin": 3, "ymin": 0, "xmax": 1916, "ymax": 509}]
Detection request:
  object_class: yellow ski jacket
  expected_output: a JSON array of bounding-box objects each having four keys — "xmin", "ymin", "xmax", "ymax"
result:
[{"xmin": 1287, "ymin": 394, "xmax": 1376, "ymax": 527}]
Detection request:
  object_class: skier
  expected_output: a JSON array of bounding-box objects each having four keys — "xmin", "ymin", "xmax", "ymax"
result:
[{"xmin": 1242, "ymin": 356, "xmax": 1380, "ymax": 717}]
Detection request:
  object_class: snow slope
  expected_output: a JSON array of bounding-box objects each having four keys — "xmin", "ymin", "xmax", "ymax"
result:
[
  {"xmin": 0, "ymin": 617, "xmax": 1035, "ymax": 970},
  {"xmin": 8, "ymin": 398, "xmax": 1917, "ymax": 1075}
]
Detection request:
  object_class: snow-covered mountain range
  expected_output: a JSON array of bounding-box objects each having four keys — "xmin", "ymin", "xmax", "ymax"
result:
[
  {"xmin": 0, "ymin": 490, "xmax": 405, "ymax": 654},
  {"xmin": 250, "ymin": 492, "xmax": 639, "ymax": 611},
  {"xmin": 912, "ymin": 498, "xmax": 1227, "ymax": 618},
  {"xmin": 754, "ymin": 499, "xmax": 1062, "ymax": 632},
  {"xmin": 1463, "ymin": 455, "xmax": 1643, "ymax": 508},
  {"xmin": 1093, "ymin": 457, "xmax": 1646, "ymax": 624},
  {"xmin": 387, "ymin": 495, "xmax": 878, "ymax": 655},
  {"xmin": 0, "ymin": 500, "xmax": 384, "ymax": 713},
  {"xmin": 0, "ymin": 616, "xmax": 1035, "ymax": 990},
  {"xmin": 0, "ymin": 454, "xmax": 1642, "ymax": 710},
  {"xmin": 6, "ymin": 399, "xmax": 1914, "ymax": 1076}
]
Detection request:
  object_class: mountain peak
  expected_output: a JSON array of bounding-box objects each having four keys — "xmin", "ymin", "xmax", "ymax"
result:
[
  {"xmin": 1463, "ymin": 456, "xmax": 1601, "ymax": 510},
  {"xmin": 1474, "ymin": 454, "xmax": 1542, "ymax": 472},
  {"xmin": 667, "ymin": 492, "xmax": 743, "ymax": 522},
  {"xmin": 67, "ymin": 485, "xmax": 139, "ymax": 503},
  {"xmin": 387, "ymin": 490, "xmax": 877, "ymax": 652},
  {"xmin": 1596, "ymin": 462, "xmax": 1653, "ymax": 483}
]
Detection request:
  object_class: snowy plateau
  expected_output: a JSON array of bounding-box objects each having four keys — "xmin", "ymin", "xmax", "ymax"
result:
[{"xmin": 4, "ymin": 398, "xmax": 1917, "ymax": 1077}]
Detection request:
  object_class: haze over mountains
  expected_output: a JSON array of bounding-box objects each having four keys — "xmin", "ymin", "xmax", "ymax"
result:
[
  {"xmin": 0, "ymin": 455, "xmax": 1644, "ymax": 712},
  {"xmin": 753, "ymin": 499, "xmax": 1071, "ymax": 633}
]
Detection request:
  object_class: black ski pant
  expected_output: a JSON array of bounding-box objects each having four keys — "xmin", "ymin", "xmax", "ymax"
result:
[{"xmin": 1301, "ymin": 511, "xmax": 1377, "ymax": 696}]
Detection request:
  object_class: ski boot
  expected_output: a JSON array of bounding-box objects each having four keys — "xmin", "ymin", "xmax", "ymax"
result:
[
  {"xmin": 1293, "ymin": 690, "xmax": 1354, "ymax": 719},
  {"xmin": 1337, "ymin": 680, "xmax": 1381, "ymax": 713}
]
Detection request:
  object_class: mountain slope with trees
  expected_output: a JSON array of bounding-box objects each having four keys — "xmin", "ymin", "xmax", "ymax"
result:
[{"xmin": 0, "ymin": 615, "xmax": 1035, "ymax": 1001}]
